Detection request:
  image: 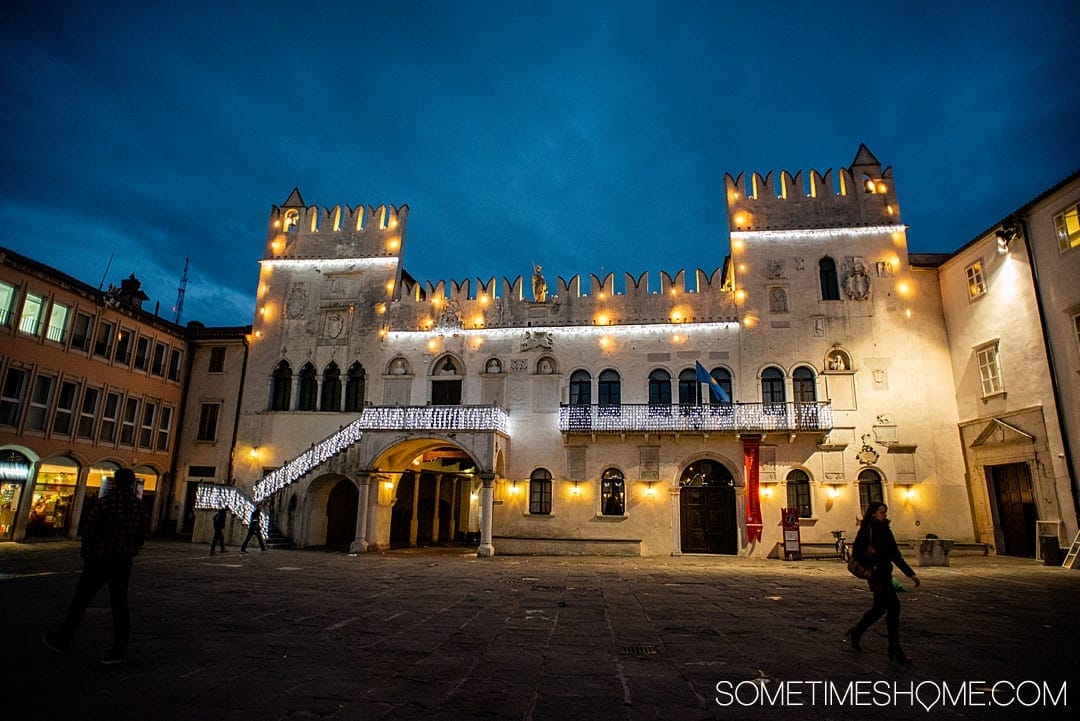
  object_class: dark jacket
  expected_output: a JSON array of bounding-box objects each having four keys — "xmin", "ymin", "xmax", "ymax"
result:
[
  {"xmin": 213, "ymin": 509, "xmax": 227, "ymax": 531},
  {"xmin": 81, "ymin": 485, "xmax": 148, "ymax": 559},
  {"xmin": 851, "ymin": 518, "xmax": 915, "ymax": 582}
]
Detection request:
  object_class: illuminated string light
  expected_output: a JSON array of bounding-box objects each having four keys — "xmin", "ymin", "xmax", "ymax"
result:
[
  {"xmin": 731, "ymin": 225, "xmax": 904, "ymax": 242},
  {"xmin": 384, "ymin": 320, "xmax": 738, "ymax": 341},
  {"xmin": 559, "ymin": 402, "xmax": 832, "ymax": 433},
  {"xmin": 194, "ymin": 484, "xmax": 270, "ymax": 534},
  {"xmin": 259, "ymin": 257, "xmax": 398, "ymax": 271}
]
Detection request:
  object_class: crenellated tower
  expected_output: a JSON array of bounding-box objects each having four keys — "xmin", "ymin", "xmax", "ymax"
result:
[{"xmin": 725, "ymin": 144, "xmax": 901, "ymax": 232}]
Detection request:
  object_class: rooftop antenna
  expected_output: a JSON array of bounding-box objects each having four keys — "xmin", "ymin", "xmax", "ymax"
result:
[
  {"xmin": 173, "ymin": 257, "xmax": 189, "ymax": 324},
  {"xmin": 97, "ymin": 254, "xmax": 114, "ymax": 291}
]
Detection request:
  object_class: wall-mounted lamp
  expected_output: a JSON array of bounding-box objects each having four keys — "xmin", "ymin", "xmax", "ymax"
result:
[
  {"xmin": 382, "ymin": 481, "xmax": 394, "ymax": 491},
  {"xmin": 508, "ymin": 480, "xmax": 520, "ymax": 495},
  {"xmin": 760, "ymin": 485, "xmax": 775, "ymax": 498},
  {"xmin": 902, "ymin": 486, "xmax": 916, "ymax": 501},
  {"xmin": 571, "ymin": 481, "xmax": 581, "ymax": 496},
  {"xmin": 996, "ymin": 224, "xmax": 1019, "ymax": 254},
  {"xmin": 249, "ymin": 446, "xmax": 259, "ymax": 459},
  {"xmin": 827, "ymin": 487, "xmax": 841, "ymax": 499},
  {"xmin": 643, "ymin": 481, "xmax": 657, "ymax": 497}
]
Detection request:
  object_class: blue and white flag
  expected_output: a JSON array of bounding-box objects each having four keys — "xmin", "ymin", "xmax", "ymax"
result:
[{"xmin": 696, "ymin": 361, "xmax": 731, "ymax": 403}]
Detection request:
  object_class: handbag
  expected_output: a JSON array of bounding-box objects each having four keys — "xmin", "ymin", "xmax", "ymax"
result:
[{"xmin": 847, "ymin": 528, "xmax": 876, "ymax": 579}]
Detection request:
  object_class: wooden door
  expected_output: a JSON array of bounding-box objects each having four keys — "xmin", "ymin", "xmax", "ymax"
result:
[
  {"xmin": 680, "ymin": 485, "xmax": 737, "ymax": 554},
  {"xmin": 990, "ymin": 463, "xmax": 1037, "ymax": 557}
]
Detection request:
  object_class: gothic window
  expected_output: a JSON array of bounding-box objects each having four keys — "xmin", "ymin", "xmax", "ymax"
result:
[
  {"xmin": 648, "ymin": 369, "xmax": 671, "ymax": 406},
  {"xmin": 858, "ymin": 470, "xmax": 884, "ymax": 513},
  {"xmin": 297, "ymin": 363, "xmax": 318, "ymax": 411},
  {"xmin": 569, "ymin": 370, "xmax": 592, "ymax": 405},
  {"xmin": 344, "ymin": 362, "xmax": 366, "ymax": 412},
  {"xmin": 321, "ymin": 362, "xmax": 342, "ymax": 412},
  {"xmin": 678, "ymin": 368, "xmax": 699, "ymax": 405},
  {"xmin": 598, "ymin": 369, "xmax": 621, "ymax": 414},
  {"xmin": 601, "ymin": 468, "xmax": 626, "ymax": 516},
  {"xmin": 270, "ymin": 361, "xmax": 292, "ymax": 411},
  {"xmin": 819, "ymin": 257, "xmax": 840, "ymax": 301},
  {"xmin": 529, "ymin": 468, "xmax": 552, "ymax": 515},
  {"xmin": 786, "ymin": 469, "xmax": 812, "ymax": 518}
]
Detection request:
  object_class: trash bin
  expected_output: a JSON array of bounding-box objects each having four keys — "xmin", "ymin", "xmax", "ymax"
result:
[
  {"xmin": 1039, "ymin": 536, "xmax": 1062, "ymax": 566},
  {"xmin": 916, "ymin": 538, "xmax": 954, "ymax": 567}
]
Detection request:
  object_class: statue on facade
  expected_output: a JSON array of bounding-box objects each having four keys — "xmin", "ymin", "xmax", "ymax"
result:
[{"xmin": 532, "ymin": 263, "xmax": 548, "ymax": 303}]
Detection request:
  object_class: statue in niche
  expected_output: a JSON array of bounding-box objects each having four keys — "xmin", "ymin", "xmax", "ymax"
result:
[
  {"xmin": 768, "ymin": 287, "xmax": 788, "ymax": 313},
  {"xmin": 843, "ymin": 258, "xmax": 872, "ymax": 301},
  {"xmin": 532, "ymin": 264, "xmax": 548, "ymax": 303},
  {"xmin": 876, "ymin": 261, "xmax": 894, "ymax": 278},
  {"xmin": 537, "ymin": 357, "xmax": 555, "ymax": 374},
  {"xmin": 521, "ymin": 330, "xmax": 554, "ymax": 351},
  {"xmin": 390, "ymin": 358, "xmax": 408, "ymax": 375},
  {"xmin": 485, "ymin": 358, "xmax": 502, "ymax": 374},
  {"xmin": 828, "ymin": 352, "xmax": 847, "ymax": 371}
]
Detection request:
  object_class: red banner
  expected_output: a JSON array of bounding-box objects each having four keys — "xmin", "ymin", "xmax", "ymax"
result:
[{"xmin": 743, "ymin": 435, "xmax": 763, "ymax": 542}]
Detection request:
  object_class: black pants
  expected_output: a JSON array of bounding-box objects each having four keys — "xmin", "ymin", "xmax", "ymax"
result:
[
  {"xmin": 854, "ymin": 576, "xmax": 902, "ymax": 645},
  {"xmin": 240, "ymin": 525, "xmax": 265, "ymax": 551},
  {"xmin": 59, "ymin": 556, "xmax": 134, "ymax": 654},
  {"xmin": 210, "ymin": 528, "xmax": 226, "ymax": 554}
]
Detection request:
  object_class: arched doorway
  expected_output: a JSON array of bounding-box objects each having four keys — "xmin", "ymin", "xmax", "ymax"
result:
[
  {"xmin": 679, "ymin": 459, "xmax": 738, "ymax": 554},
  {"xmin": 388, "ymin": 446, "xmax": 478, "ymax": 548},
  {"xmin": 325, "ymin": 479, "xmax": 358, "ymax": 549}
]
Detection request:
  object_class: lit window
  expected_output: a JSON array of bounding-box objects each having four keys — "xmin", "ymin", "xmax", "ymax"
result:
[
  {"xmin": 0, "ymin": 281, "xmax": 15, "ymax": 327},
  {"xmin": 114, "ymin": 328, "xmax": 133, "ymax": 365},
  {"xmin": 19, "ymin": 293, "xmax": 44, "ymax": 335},
  {"xmin": 976, "ymin": 342, "xmax": 1004, "ymax": 396},
  {"xmin": 529, "ymin": 468, "xmax": 552, "ymax": 515},
  {"xmin": 600, "ymin": 468, "xmax": 625, "ymax": 516},
  {"xmin": 966, "ymin": 260, "xmax": 986, "ymax": 299},
  {"xmin": 1054, "ymin": 204, "xmax": 1080, "ymax": 252},
  {"xmin": 786, "ymin": 469, "xmax": 812, "ymax": 518},
  {"xmin": 46, "ymin": 302, "xmax": 70, "ymax": 343},
  {"xmin": 858, "ymin": 470, "xmax": 884, "ymax": 513}
]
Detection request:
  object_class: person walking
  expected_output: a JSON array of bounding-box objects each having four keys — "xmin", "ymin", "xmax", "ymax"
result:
[
  {"xmin": 210, "ymin": 507, "xmax": 228, "ymax": 556},
  {"xmin": 42, "ymin": 468, "xmax": 149, "ymax": 665},
  {"xmin": 843, "ymin": 501, "xmax": 921, "ymax": 665},
  {"xmin": 239, "ymin": 503, "xmax": 266, "ymax": 553}
]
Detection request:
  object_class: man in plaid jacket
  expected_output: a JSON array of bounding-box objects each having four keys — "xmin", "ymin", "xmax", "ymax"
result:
[{"xmin": 43, "ymin": 467, "xmax": 149, "ymax": 664}]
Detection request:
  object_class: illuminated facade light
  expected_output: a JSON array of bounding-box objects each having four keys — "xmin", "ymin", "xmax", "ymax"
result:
[
  {"xmin": 731, "ymin": 225, "xmax": 903, "ymax": 242},
  {"xmin": 260, "ymin": 257, "xmax": 398, "ymax": 272}
]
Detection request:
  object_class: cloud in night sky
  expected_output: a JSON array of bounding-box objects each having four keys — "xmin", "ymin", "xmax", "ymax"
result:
[{"xmin": 2, "ymin": 0, "xmax": 1077, "ymax": 326}]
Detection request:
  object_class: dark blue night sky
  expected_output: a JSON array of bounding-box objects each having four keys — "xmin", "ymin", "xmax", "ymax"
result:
[{"xmin": 3, "ymin": 1, "xmax": 1077, "ymax": 327}]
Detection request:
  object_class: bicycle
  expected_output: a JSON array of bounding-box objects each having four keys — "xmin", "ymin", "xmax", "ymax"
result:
[{"xmin": 831, "ymin": 530, "xmax": 850, "ymax": 561}]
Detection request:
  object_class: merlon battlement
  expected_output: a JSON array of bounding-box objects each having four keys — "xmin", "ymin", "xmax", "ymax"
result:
[{"xmin": 724, "ymin": 145, "xmax": 902, "ymax": 232}]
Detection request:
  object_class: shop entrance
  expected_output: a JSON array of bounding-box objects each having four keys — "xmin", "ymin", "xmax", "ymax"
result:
[
  {"xmin": 679, "ymin": 460, "xmax": 738, "ymax": 555},
  {"xmin": 0, "ymin": 449, "xmax": 32, "ymax": 540},
  {"xmin": 989, "ymin": 462, "xmax": 1037, "ymax": 557}
]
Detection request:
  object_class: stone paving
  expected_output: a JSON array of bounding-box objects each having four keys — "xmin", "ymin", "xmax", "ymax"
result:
[{"xmin": 2, "ymin": 540, "xmax": 1077, "ymax": 720}]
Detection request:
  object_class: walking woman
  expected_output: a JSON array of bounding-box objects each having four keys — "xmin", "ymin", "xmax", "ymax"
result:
[{"xmin": 844, "ymin": 501, "xmax": 921, "ymax": 664}]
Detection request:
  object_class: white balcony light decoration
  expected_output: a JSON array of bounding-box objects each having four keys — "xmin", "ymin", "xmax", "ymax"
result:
[
  {"xmin": 730, "ymin": 225, "xmax": 905, "ymax": 242},
  {"xmin": 559, "ymin": 402, "xmax": 833, "ymax": 434},
  {"xmin": 385, "ymin": 320, "xmax": 737, "ymax": 341},
  {"xmin": 260, "ymin": 257, "xmax": 398, "ymax": 271}
]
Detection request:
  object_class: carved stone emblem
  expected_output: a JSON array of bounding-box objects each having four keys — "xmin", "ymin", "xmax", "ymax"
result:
[
  {"xmin": 856, "ymin": 434, "xmax": 880, "ymax": 465},
  {"xmin": 843, "ymin": 257, "xmax": 872, "ymax": 301},
  {"xmin": 521, "ymin": 330, "xmax": 554, "ymax": 351},
  {"xmin": 324, "ymin": 312, "xmax": 344, "ymax": 339},
  {"xmin": 286, "ymin": 284, "xmax": 307, "ymax": 318},
  {"xmin": 766, "ymin": 259, "xmax": 786, "ymax": 279}
]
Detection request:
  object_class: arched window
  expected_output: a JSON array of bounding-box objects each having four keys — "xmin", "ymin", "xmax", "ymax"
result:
[
  {"xmin": 858, "ymin": 469, "xmax": 884, "ymax": 513},
  {"xmin": 321, "ymin": 362, "xmax": 341, "ymax": 412},
  {"xmin": 297, "ymin": 363, "xmax": 318, "ymax": 411},
  {"xmin": 678, "ymin": 368, "xmax": 699, "ymax": 405},
  {"xmin": 648, "ymin": 369, "xmax": 671, "ymax": 406},
  {"xmin": 598, "ymin": 369, "xmax": 621, "ymax": 411},
  {"xmin": 569, "ymin": 370, "xmax": 591, "ymax": 405},
  {"xmin": 786, "ymin": 469, "xmax": 812, "ymax": 518},
  {"xmin": 601, "ymin": 468, "xmax": 625, "ymax": 516},
  {"xmin": 709, "ymin": 367, "xmax": 733, "ymax": 405},
  {"xmin": 792, "ymin": 366, "xmax": 816, "ymax": 403},
  {"xmin": 344, "ymin": 362, "xmax": 366, "ymax": 412},
  {"xmin": 431, "ymin": 355, "xmax": 463, "ymax": 405},
  {"xmin": 761, "ymin": 367, "xmax": 785, "ymax": 404},
  {"xmin": 284, "ymin": 209, "xmax": 299, "ymax": 232},
  {"xmin": 270, "ymin": 361, "xmax": 292, "ymax": 411},
  {"xmin": 819, "ymin": 257, "xmax": 840, "ymax": 301},
  {"xmin": 529, "ymin": 468, "xmax": 553, "ymax": 515}
]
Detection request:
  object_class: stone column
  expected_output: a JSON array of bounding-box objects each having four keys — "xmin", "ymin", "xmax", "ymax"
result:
[
  {"xmin": 409, "ymin": 473, "xmax": 421, "ymax": 547},
  {"xmin": 350, "ymin": 471, "xmax": 371, "ymax": 553},
  {"xmin": 432, "ymin": 473, "xmax": 443, "ymax": 544},
  {"xmin": 477, "ymin": 472, "xmax": 496, "ymax": 557}
]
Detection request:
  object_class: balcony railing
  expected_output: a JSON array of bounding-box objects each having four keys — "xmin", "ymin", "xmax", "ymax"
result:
[
  {"xmin": 355, "ymin": 405, "xmax": 511, "ymax": 434},
  {"xmin": 558, "ymin": 402, "xmax": 833, "ymax": 434}
]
